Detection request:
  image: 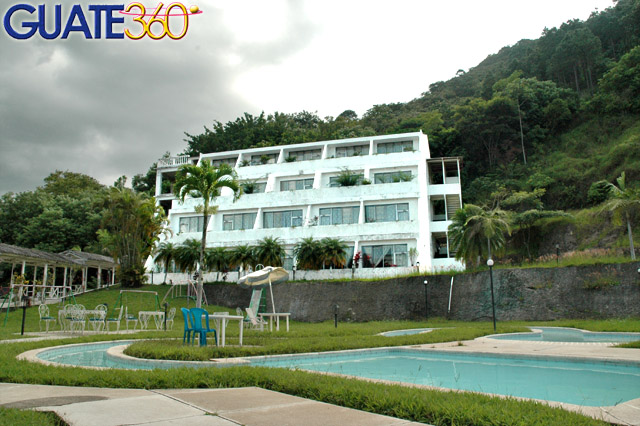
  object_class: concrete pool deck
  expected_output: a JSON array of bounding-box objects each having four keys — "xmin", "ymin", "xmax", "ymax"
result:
[{"xmin": 0, "ymin": 383, "xmax": 425, "ymax": 426}]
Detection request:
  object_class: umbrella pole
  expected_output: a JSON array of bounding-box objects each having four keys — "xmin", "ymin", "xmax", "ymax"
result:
[{"xmin": 269, "ymin": 276, "xmax": 276, "ymax": 313}]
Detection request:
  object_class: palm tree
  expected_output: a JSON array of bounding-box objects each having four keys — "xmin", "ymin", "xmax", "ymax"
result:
[
  {"xmin": 230, "ymin": 244, "xmax": 255, "ymax": 273},
  {"xmin": 173, "ymin": 161, "xmax": 242, "ymax": 307},
  {"xmin": 448, "ymin": 204, "xmax": 510, "ymax": 266},
  {"xmin": 254, "ymin": 236, "xmax": 285, "ymax": 267},
  {"xmin": 599, "ymin": 172, "xmax": 639, "ymax": 260},
  {"xmin": 174, "ymin": 238, "xmax": 201, "ymax": 274},
  {"xmin": 154, "ymin": 241, "xmax": 176, "ymax": 284},
  {"xmin": 320, "ymin": 238, "xmax": 348, "ymax": 269},
  {"xmin": 293, "ymin": 237, "xmax": 321, "ymax": 269},
  {"xmin": 205, "ymin": 247, "xmax": 229, "ymax": 281}
]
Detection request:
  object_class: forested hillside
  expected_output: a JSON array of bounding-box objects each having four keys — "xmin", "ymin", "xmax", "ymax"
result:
[{"xmin": 132, "ymin": 0, "xmax": 640, "ymax": 213}]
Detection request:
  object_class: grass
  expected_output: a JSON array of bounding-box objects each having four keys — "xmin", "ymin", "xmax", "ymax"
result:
[
  {"xmin": 1, "ymin": 285, "xmax": 638, "ymax": 426},
  {"xmin": 0, "ymin": 408, "xmax": 65, "ymax": 426}
]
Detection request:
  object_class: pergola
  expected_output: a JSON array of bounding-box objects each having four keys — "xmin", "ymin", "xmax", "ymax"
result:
[{"xmin": 0, "ymin": 243, "xmax": 117, "ymax": 305}]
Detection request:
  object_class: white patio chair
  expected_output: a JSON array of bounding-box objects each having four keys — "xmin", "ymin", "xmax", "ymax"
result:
[
  {"xmin": 245, "ymin": 307, "xmax": 267, "ymax": 331},
  {"xmin": 125, "ymin": 306, "xmax": 138, "ymax": 330},
  {"xmin": 38, "ymin": 304, "xmax": 56, "ymax": 332},
  {"xmin": 165, "ymin": 307, "xmax": 176, "ymax": 330},
  {"xmin": 68, "ymin": 304, "xmax": 86, "ymax": 334},
  {"xmin": 88, "ymin": 304, "xmax": 108, "ymax": 332},
  {"xmin": 106, "ymin": 306, "xmax": 124, "ymax": 332}
]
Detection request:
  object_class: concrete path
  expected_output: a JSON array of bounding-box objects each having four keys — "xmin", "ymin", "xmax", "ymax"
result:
[{"xmin": 0, "ymin": 383, "xmax": 425, "ymax": 426}]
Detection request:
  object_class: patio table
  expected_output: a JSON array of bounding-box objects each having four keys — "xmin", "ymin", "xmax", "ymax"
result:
[
  {"xmin": 258, "ymin": 312, "xmax": 290, "ymax": 332},
  {"xmin": 208, "ymin": 314, "xmax": 243, "ymax": 347},
  {"xmin": 138, "ymin": 311, "xmax": 165, "ymax": 330}
]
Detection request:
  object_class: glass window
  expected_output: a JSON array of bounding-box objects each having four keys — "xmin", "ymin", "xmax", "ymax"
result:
[
  {"xmin": 250, "ymin": 153, "xmax": 278, "ymax": 165},
  {"xmin": 336, "ymin": 145, "xmax": 369, "ymax": 157},
  {"xmin": 360, "ymin": 244, "xmax": 408, "ymax": 267},
  {"xmin": 179, "ymin": 216, "xmax": 204, "ymax": 233},
  {"xmin": 365, "ymin": 203, "xmax": 410, "ymax": 223},
  {"xmin": 210, "ymin": 158, "xmax": 236, "ymax": 168},
  {"xmin": 223, "ymin": 213, "xmax": 257, "ymax": 231},
  {"xmin": 242, "ymin": 181, "xmax": 266, "ymax": 194},
  {"xmin": 287, "ymin": 149, "xmax": 321, "ymax": 162},
  {"xmin": 376, "ymin": 141, "xmax": 413, "ymax": 154},
  {"xmin": 374, "ymin": 171, "xmax": 412, "ymax": 184},
  {"xmin": 263, "ymin": 210, "xmax": 303, "ymax": 228},
  {"xmin": 431, "ymin": 198, "xmax": 446, "ymax": 221},
  {"xmin": 318, "ymin": 206, "xmax": 360, "ymax": 225},
  {"xmin": 329, "ymin": 174, "xmax": 364, "ymax": 187},
  {"xmin": 280, "ymin": 178, "xmax": 314, "ymax": 191}
]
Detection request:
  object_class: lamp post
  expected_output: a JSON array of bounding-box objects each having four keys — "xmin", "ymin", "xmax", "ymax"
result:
[
  {"xmin": 415, "ymin": 261, "xmax": 420, "ymax": 273},
  {"xmin": 555, "ymin": 244, "xmax": 560, "ymax": 265},
  {"xmin": 487, "ymin": 259, "xmax": 496, "ymax": 332},
  {"xmin": 423, "ymin": 280, "xmax": 428, "ymax": 320},
  {"xmin": 292, "ymin": 264, "xmax": 296, "ymax": 281}
]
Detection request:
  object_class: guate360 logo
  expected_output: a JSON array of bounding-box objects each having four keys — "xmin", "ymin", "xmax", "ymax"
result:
[{"xmin": 4, "ymin": 2, "xmax": 202, "ymax": 40}]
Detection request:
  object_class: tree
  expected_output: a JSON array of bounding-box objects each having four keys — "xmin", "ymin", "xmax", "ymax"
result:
[
  {"xmin": 154, "ymin": 241, "xmax": 176, "ymax": 284},
  {"xmin": 230, "ymin": 244, "xmax": 255, "ymax": 273},
  {"xmin": 98, "ymin": 188, "xmax": 168, "ymax": 287},
  {"xmin": 598, "ymin": 172, "xmax": 639, "ymax": 259},
  {"xmin": 205, "ymin": 246, "xmax": 229, "ymax": 281},
  {"xmin": 254, "ymin": 236, "xmax": 285, "ymax": 267},
  {"xmin": 173, "ymin": 161, "xmax": 241, "ymax": 307},
  {"xmin": 319, "ymin": 238, "xmax": 348, "ymax": 269},
  {"xmin": 448, "ymin": 204, "xmax": 511, "ymax": 266},
  {"xmin": 293, "ymin": 237, "xmax": 321, "ymax": 270},
  {"xmin": 174, "ymin": 239, "xmax": 201, "ymax": 273}
]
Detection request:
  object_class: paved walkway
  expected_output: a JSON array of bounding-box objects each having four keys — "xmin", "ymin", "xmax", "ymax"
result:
[{"xmin": 0, "ymin": 383, "xmax": 424, "ymax": 426}]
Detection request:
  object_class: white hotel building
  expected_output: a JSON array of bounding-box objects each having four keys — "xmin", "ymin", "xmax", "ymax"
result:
[{"xmin": 153, "ymin": 131, "xmax": 463, "ymax": 279}]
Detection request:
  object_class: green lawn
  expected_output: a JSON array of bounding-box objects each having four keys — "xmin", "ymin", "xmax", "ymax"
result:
[{"xmin": 1, "ymin": 284, "xmax": 638, "ymax": 426}]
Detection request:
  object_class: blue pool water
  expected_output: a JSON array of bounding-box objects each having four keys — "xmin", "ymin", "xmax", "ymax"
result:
[
  {"xmin": 251, "ymin": 349, "xmax": 640, "ymax": 406},
  {"xmin": 380, "ymin": 328, "xmax": 433, "ymax": 337},
  {"xmin": 35, "ymin": 341, "xmax": 640, "ymax": 406},
  {"xmin": 490, "ymin": 327, "xmax": 640, "ymax": 343}
]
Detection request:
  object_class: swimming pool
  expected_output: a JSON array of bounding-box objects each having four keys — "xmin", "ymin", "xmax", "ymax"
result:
[
  {"xmin": 379, "ymin": 328, "xmax": 433, "ymax": 337},
  {"xmin": 490, "ymin": 327, "xmax": 640, "ymax": 343},
  {"xmin": 33, "ymin": 341, "xmax": 640, "ymax": 406},
  {"xmin": 250, "ymin": 348, "xmax": 640, "ymax": 406}
]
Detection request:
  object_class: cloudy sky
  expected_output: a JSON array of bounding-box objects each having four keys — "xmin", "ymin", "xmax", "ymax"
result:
[{"xmin": 0, "ymin": 0, "xmax": 614, "ymax": 194}]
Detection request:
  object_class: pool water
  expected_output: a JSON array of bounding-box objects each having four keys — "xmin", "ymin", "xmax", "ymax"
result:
[
  {"xmin": 380, "ymin": 328, "xmax": 433, "ymax": 337},
  {"xmin": 35, "ymin": 341, "xmax": 640, "ymax": 407},
  {"xmin": 250, "ymin": 349, "xmax": 640, "ymax": 406},
  {"xmin": 490, "ymin": 327, "xmax": 640, "ymax": 343}
]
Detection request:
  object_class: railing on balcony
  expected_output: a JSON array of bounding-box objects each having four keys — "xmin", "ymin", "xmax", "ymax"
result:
[{"xmin": 157, "ymin": 156, "xmax": 194, "ymax": 168}]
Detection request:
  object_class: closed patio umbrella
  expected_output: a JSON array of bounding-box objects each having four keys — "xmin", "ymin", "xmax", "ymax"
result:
[{"xmin": 237, "ymin": 266, "xmax": 289, "ymax": 313}]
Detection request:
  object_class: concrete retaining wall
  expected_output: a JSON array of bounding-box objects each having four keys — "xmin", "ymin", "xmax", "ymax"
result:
[{"xmin": 203, "ymin": 262, "xmax": 640, "ymax": 322}]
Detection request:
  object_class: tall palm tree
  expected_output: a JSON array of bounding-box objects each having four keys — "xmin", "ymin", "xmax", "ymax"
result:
[
  {"xmin": 599, "ymin": 172, "xmax": 639, "ymax": 260},
  {"xmin": 448, "ymin": 204, "xmax": 510, "ymax": 266},
  {"xmin": 320, "ymin": 238, "xmax": 348, "ymax": 269},
  {"xmin": 154, "ymin": 241, "xmax": 176, "ymax": 284},
  {"xmin": 230, "ymin": 244, "xmax": 255, "ymax": 273},
  {"xmin": 254, "ymin": 236, "xmax": 285, "ymax": 267},
  {"xmin": 174, "ymin": 238, "xmax": 201, "ymax": 274},
  {"xmin": 205, "ymin": 246, "xmax": 229, "ymax": 281},
  {"xmin": 293, "ymin": 237, "xmax": 321, "ymax": 270},
  {"xmin": 173, "ymin": 161, "xmax": 242, "ymax": 307}
]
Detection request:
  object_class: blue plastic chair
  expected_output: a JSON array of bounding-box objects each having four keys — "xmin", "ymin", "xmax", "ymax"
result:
[
  {"xmin": 181, "ymin": 308, "xmax": 194, "ymax": 344},
  {"xmin": 189, "ymin": 308, "xmax": 217, "ymax": 347}
]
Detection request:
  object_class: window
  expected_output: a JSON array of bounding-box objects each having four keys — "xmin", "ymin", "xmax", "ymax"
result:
[
  {"xmin": 336, "ymin": 145, "xmax": 369, "ymax": 157},
  {"xmin": 376, "ymin": 140, "xmax": 413, "ymax": 154},
  {"xmin": 280, "ymin": 178, "xmax": 314, "ymax": 191},
  {"xmin": 250, "ymin": 153, "xmax": 278, "ymax": 165},
  {"xmin": 242, "ymin": 182, "xmax": 266, "ymax": 194},
  {"xmin": 365, "ymin": 203, "xmax": 409, "ymax": 223},
  {"xmin": 263, "ymin": 210, "xmax": 303, "ymax": 228},
  {"xmin": 431, "ymin": 198, "xmax": 446, "ymax": 221},
  {"xmin": 433, "ymin": 235, "xmax": 449, "ymax": 258},
  {"xmin": 361, "ymin": 244, "xmax": 408, "ymax": 267},
  {"xmin": 179, "ymin": 216, "xmax": 204, "ymax": 233},
  {"xmin": 374, "ymin": 171, "xmax": 412, "ymax": 184},
  {"xmin": 287, "ymin": 149, "xmax": 321, "ymax": 162},
  {"xmin": 210, "ymin": 158, "xmax": 236, "ymax": 168},
  {"xmin": 223, "ymin": 213, "xmax": 257, "ymax": 231},
  {"xmin": 319, "ymin": 206, "xmax": 360, "ymax": 225}
]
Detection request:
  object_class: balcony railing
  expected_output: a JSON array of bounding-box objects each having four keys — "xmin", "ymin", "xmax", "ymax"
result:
[{"xmin": 157, "ymin": 156, "xmax": 195, "ymax": 168}]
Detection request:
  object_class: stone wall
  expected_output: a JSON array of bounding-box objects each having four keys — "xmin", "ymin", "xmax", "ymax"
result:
[{"xmin": 204, "ymin": 262, "xmax": 640, "ymax": 322}]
